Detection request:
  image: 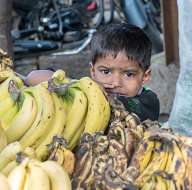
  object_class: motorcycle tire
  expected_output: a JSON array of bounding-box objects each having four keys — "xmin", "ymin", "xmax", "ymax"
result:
[{"xmin": 143, "ymin": 24, "xmax": 163, "ymax": 54}]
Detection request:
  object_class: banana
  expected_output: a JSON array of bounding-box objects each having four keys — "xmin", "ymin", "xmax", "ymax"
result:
[
  {"xmin": 0, "ymin": 172, "xmax": 11, "ymax": 190},
  {"xmin": 135, "ymin": 142, "xmax": 169, "ymax": 187},
  {"xmin": 0, "ymin": 70, "xmax": 15, "ymax": 83},
  {"xmin": 125, "ymin": 113, "xmax": 141, "ymax": 129},
  {"xmin": 0, "ymin": 102, "xmax": 19, "ymax": 129},
  {"xmin": 35, "ymin": 92, "xmax": 66, "ymax": 161},
  {"xmin": 129, "ymin": 137, "xmax": 155, "ymax": 173},
  {"xmin": 19, "ymin": 85, "xmax": 55, "ymax": 148},
  {"xmin": 62, "ymin": 87, "xmax": 88, "ymax": 143},
  {"xmin": 23, "ymin": 161, "xmax": 51, "ymax": 190},
  {"xmin": 0, "ymin": 97, "xmax": 16, "ymax": 119},
  {"xmin": 0, "ymin": 126, "xmax": 7, "ymax": 152},
  {"xmin": 180, "ymin": 143, "xmax": 192, "ymax": 190},
  {"xmin": 0, "ymin": 79, "xmax": 21, "ymax": 121},
  {"xmin": 0, "ymin": 48, "xmax": 13, "ymax": 69},
  {"xmin": 141, "ymin": 175, "xmax": 156, "ymax": 190},
  {"xmin": 5, "ymin": 91, "xmax": 38, "ymax": 143},
  {"xmin": 68, "ymin": 120, "xmax": 85, "ymax": 150},
  {"xmin": 0, "ymin": 141, "xmax": 23, "ymax": 170},
  {"xmin": 1, "ymin": 160, "xmax": 18, "ymax": 177},
  {"xmin": 154, "ymin": 175, "xmax": 167, "ymax": 190},
  {"xmin": 166, "ymin": 140, "xmax": 186, "ymax": 189},
  {"xmin": 72, "ymin": 77, "xmax": 111, "ymax": 134},
  {"xmin": 52, "ymin": 69, "xmax": 70, "ymax": 84},
  {"xmin": 1, "ymin": 147, "xmax": 36, "ymax": 177},
  {"xmin": 48, "ymin": 136, "xmax": 75, "ymax": 175},
  {"xmin": 8, "ymin": 158, "xmax": 28, "ymax": 190},
  {"xmin": 40, "ymin": 160, "xmax": 72, "ymax": 190}
]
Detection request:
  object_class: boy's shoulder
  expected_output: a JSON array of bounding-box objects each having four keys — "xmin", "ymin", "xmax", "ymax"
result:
[{"xmin": 117, "ymin": 87, "xmax": 160, "ymax": 121}]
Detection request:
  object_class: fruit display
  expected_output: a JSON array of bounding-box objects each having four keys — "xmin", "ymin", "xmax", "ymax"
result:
[
  {"xmin": 1, "ymin": 50, "xmax": 192, "ymax": 189},
  {"xmin": 72, "ymin": 111, "xmax": 192, "ymax": 190}
]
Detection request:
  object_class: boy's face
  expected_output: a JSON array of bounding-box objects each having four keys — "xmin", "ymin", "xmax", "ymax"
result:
[{"xmin": 90, "ymin": 52, "xmax": 151, "ymax": 97}]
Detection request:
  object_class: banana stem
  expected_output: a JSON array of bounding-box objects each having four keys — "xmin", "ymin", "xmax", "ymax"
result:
[
  {"xmin": 8, "ymin": 80, "xmax": 21, "ymax": 101},
  {"xmin": 48, "ymin": 79, "xmax": 77, "ymax": 96}
]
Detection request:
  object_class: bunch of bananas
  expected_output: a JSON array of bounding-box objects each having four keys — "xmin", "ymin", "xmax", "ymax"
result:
[
  {"xmin": 0, "ymin": 65, "xmax": 111, "ymax": 182},
  {"xmin": 72, "ymin": 113, "xmax": 141, "ymax": 190},
  {"xmin": 47, "ymin": 135, "xmax": 75, "ymax": 176},
  {"xmin": 0, "ymin": 70, "xmax": 110, "ymax": 146},
  {"xmin": 6, "ymin": 158, "xmax": 71, "ymax": 190},
  {"xmin": 72, "ymin": 111, "xmax": 192, "ymax": 190},
  {"xmin": 132, "ymin": 129, "xmax": 192, "ymax": 190}
]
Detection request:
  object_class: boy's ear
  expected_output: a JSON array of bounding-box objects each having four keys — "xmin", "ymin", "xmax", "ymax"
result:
[
  {"xmin": 89, "ymin": 62, "xmax": 95, "ymax": 79},
  {"xmin": 142, "ymin": 68, "xmax": 151, "ymax": 85}
]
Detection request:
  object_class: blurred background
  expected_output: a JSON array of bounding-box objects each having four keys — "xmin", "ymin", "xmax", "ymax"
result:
[{"xmin": 0, "ymin": 0, "xmax": 179, "ymax": 122}]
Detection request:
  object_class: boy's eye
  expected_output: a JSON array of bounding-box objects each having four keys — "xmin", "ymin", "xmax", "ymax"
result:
[
  {"xmin": 124, "ymin": 71, "xmax": 136, "ymax": 78},
  {"xmin": 100, "ymin": 69, "xmax": 111, "ymax": 75}
]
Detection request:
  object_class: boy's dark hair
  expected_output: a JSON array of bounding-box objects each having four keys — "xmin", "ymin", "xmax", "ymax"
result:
[{"xmin": 91, "ymin": 23, "xmax": 152, "ymax": 71}]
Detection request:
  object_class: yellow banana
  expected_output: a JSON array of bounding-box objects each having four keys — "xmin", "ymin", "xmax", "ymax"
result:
[
  {"xmin": 5, "ymin": 91, "xmax": 38, "ymax": 143},
  {"xmin": 35, "ymin": 92, "xmax": 66, "ymax": 161},
  {"xmin": 135, "ymin": 142, "xmax": 169, "ymax": 187},
  {"xmin": 166, "ymin": 141, "xmax": 186, "ymax": 189},
  {"xmin": 23, "ymin": 161, "xmax": 50, "ymax": 190},
  {"xmin": 40, "ymin": 160, "xmax": 72, "ymax": 190},
  {"xmin": 19, "ymin": 85, "xmax": 55, "ymax": 148},
  {"xmin": 154, "ymin": 175, "xmax": 167, "ymax": 190},
  {"xmin": 1, "ymin": 147, "xmax": 36, "ymax": 177},
  {"xmin": 180, "ymin": 143, "xmax": 192, "ymax": 189},
  {"xmin": 0, "ymin": 126, "xmax": 7, "ymax": 152},
  {"xmin": 52, "ymin": 69, "xmax": 70, "ymax": 84},
  {"xmin": 141, "ymin": 175, "xmax": 156, "ymax": 190},
  {"xmin": 0, "ymin": 69, "xmax": 15, "ymax": 83},
  {"xmin": 0, "ymin": 141, "xmax": 23, "ymax": 170},
  {"xmin": 0, "ymin": 172, "xmax": 11, "ymax": 190},
  {"xmin": 130, "ymin": 137, "xmax": 155, "ymax": 173},
  {"xmin": 0, "ymin": 97, "xmax": 16, "ymax": 118},
  {"xmin": 1, "ymin": 160, "xmax": 18, "ymax": 177},
  {"xmin": 73, "ymin": 77, "xmax": 111, "ymax": 134},
  {"xmin": 68, "ymin": 120, "xmax": 85, "ymax": 150},
  {"xmin": 0, "ymin": 102, "xmax": 19, "ymax": 130},
  {"xmin": 48, "ymin": 136, "xmax": 75, "ymax": 175},
  {"xmin": 62, "ymin": 87, "xmax": 88, "ymax": 143},
  {"xmin": 8, "ymin": 158, "xmax": 28, "ymax": 190}
]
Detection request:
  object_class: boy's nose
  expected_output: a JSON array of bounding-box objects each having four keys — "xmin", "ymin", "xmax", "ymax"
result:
[{"xmin": 112, "ymin": 76, "xmax": 122, "ymax": 88}]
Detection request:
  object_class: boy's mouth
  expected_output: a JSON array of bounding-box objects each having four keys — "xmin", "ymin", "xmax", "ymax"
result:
[{"xmin": 105, "ymin": 89, "xmax": 127, "ymax": 97}]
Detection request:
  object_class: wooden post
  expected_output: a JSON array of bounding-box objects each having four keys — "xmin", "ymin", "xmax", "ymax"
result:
[
  {"xmin": 0, "ymin": 0, "xmax": 13, "ymax": 57},
  {"xmin": 161, "ymin": 0, "xmax": 179, "ymax": 65}
]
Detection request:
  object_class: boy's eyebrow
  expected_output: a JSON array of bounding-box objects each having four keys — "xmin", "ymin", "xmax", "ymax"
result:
[
  {"xmin": 97, "ymin": 66, "xmax": 111, "ymax": 69},
  {"xmin": 123, "ymin": 69, "xmax": 137, "ymax": 73},
  {"xmin": 97, "ymin": 65, "xmax": 138, "ymax": 72}
]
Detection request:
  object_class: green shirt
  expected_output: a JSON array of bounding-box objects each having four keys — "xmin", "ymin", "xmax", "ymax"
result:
[{"xmin": 117, "ymin": 87, "xmax": 160, "ymax": 121}]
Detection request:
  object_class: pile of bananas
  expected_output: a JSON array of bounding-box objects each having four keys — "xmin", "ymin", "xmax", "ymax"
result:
[
  {"xmin": 2, "ymin": 50, "xmax": 192, "ymax": 190},
  {"xmin": 0, "ymin": 66, "xmax": 110, "ymax": 148},
  {"xmin": 2, "ymin": 157, "xmax": 71, "ymax": 190},
  {"xmin": 0, "ymin": 52, "xmax": 111, "ymax": 189},
  {"xmin": 72, "ymin": 111, "xmax": 192, "ymax": 190}
]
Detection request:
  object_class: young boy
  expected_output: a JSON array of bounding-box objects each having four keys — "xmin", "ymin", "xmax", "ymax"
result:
[
  {"xmin": 25, "ymin": 23, "xmax": 159, "ymax": 121},
  {"xmin": 89, "ymin": 23, "xmax": 160, "ymax": 121}
]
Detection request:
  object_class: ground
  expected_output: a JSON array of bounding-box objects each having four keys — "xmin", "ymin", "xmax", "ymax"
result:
[{"xmin": 15, "ymin": 51, "xmax": 180, "ymax": 122}]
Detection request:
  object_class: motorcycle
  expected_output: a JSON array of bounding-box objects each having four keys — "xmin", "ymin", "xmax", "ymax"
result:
[
  {"xmin": 12, "ymin": 0, "xmax": 163, "ymax": 59},
  {"xmin": 12, "ymin": 0, "xmax": 104, "ymax": 57}
]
